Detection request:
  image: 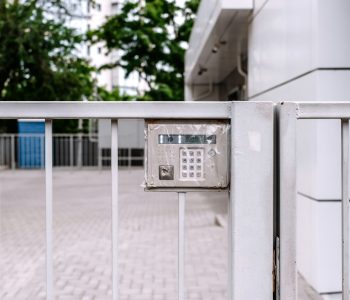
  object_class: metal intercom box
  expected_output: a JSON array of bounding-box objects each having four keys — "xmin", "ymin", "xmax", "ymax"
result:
[{"xmin": 145, "ymin": 120, "xmax": 230, "ymax": 190}]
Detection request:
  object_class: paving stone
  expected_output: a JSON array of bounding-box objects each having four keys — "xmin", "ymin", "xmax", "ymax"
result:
[{"xmin": 0, "ymin": 169, "xmax": 319, "ymax": 300}]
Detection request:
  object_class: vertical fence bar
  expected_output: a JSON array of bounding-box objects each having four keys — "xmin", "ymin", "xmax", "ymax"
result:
[
  {"xmin": 70, "ymin": 136, "xmax": 74, "ymax": 168},
  {"xmin": 77, "ymin": 128, "xmax": 82, "ymax": 168},
  {"xmin": 0, "ymin": 136, "xmax": 2, "ymax": 165},
  {"xmin": 178, "ymin": 192, "xmax": 186, "ymax": 300},
  {"xmin": 89, "ymin": 136, "xmax": 93, "ymax": 166},
  {"xmin": 279, "ymin": 103, "xmax": 297, "ymax": 300},
  {"xmin": 3, "ymin": 136, "xmax": 5, "ymax": 165},
  {"xmin": 0, "ymin": 136, "xmax": 3, "ymax": 165},
  {"xmin": 45, "ymin": 120, "xmax": 53, "ymax": 300},
  {"xmin": 1, "ymin": 136, "xmax": 4, "ymax": 166},
  {"xmin": 342, "ymin": 120, "xmax": 349, "ymax": 300},
  {"xmin": 41, "ymin": 135, "xmax": 45, "ymax": 169},
  {"xmin": 60, "ymin": 136, "xmax": 63, "ymax": 166},
  {"xmin": 98, "ymin": 146, "xmax": 102, "ymax": 170},
  {"xmin": 111, "ymin": 120, "xmax": 119, "ymax": 300},
  {"xmin": 227, "ymin": 103, "xmax": 235, "ymax": 300},
  {"xmin": 66, "ymin": 136, "xmax": 69, "ymax": 166},
  {"xmin": 11, "ymin": 135, "xmax": 15, "ymax": 169},
  {"xmin": 62, "ymin": 136, "xmax": 65, "ymax": 166},
  {"xmin": 228, "ymin": 191, "xmax": 232, "ymax": 300},
  {"xmin": 31, "ymin": 135, "xmax": 34, "ymax": 168}
]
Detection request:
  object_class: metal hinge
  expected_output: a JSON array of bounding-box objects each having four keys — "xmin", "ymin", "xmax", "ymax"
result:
[{"xmin": 273, "ymin": 237, "xmax": 280, "ymax": 300}]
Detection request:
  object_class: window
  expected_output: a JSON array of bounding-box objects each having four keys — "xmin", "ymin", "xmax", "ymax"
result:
[
  {"xmin": 89, "ymin": 1, "xmax": 101, "ymax": 12},
  {"xmin": 111, "ymin": 2, "xmax": 119, "ymax": 13}
]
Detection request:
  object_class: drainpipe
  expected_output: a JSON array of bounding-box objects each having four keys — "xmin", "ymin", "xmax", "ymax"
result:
[{"xmin": 236, "ymin": 35, "xmax": 248, "ymax": 100}]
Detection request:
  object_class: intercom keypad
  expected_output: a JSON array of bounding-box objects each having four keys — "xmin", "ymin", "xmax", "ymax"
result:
[
  {"xmin": 180, "ymin": 148, "xmax": 204, "ymax": 180},
  {"xmin": 145, "ymin": 120, "xmax": 230, "ymax": 190}
]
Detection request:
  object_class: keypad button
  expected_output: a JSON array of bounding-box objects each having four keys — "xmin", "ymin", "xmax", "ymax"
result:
[{"xmin": 180, "ymin": 148, "xmax": 204, "ymax": 181}]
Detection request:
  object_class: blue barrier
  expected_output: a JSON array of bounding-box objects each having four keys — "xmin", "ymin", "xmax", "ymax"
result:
[{"xmin": 18, "ymin": 120, "xmax": 45, "ymax": 168}]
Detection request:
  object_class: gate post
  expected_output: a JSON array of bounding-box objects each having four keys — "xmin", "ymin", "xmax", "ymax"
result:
[
  {"xmin": 279, "ymin": 102, "xmax": 297, "ymax": 300},
  {"xmin": 229, "ymin": 102, "xmax": 274, "ymax": 299}
]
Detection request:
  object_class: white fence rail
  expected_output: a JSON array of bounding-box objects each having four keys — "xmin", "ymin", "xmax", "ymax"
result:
[{"xmin": 0, "ymin": 101, "xmax": 274, "ymax": 300}]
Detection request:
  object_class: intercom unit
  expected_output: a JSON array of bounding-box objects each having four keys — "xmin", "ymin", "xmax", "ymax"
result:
[{"xmin": 144, "ymin": 120, "xmax": 230, "ymax": 190}]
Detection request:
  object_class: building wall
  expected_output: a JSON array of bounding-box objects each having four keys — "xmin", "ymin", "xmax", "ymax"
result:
[
  {"xmin": 185, "ymin": 0, "xmax": 350, "ymax": 296},
  {"xmin": 248, "ymin": 0, "xmax": 350, "ymax": 297},
  {"xmin": 248, "ymin": 0, "xmax": 350, "ymax": 98},
  {"xmin": 67, "ymin": 1, "xmax": 146, "ymax": 150},
  {"xmin": 66, "ymin": 0, "xmax": 115, "ymax": 91},
  {"xmin": 251, "ymin": 70, "xmax": 350, "ymax": 295}
]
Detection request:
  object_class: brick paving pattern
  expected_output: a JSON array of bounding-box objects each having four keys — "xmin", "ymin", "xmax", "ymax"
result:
[
  {"xmin": 1, "ymin": 169, "xmax": 321, "ymax": 299},
  {"xmin": 1, "ymin": 169, "xmax": 228, "ymax": 300}
]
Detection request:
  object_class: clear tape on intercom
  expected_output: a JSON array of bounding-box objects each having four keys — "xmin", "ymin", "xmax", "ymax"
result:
[{"xmin": 142, "ymin": 120, "xmax": 230, "ymax": 190}]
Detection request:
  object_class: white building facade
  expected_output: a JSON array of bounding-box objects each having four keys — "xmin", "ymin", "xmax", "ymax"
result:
[
  {"xmin": 65, "ymin": 0, "xmax": 116, "ymax": 91},
  {"xmin": 65, "ymin": 0, "xmax": 145, "ymax": 155},
  {"xmin": 66, "ymin": 0, "xmax": 145, "ymax": 94},
  {"xmin": 185, "ymin": 0, "xmax": 350, "ymax": 299}
]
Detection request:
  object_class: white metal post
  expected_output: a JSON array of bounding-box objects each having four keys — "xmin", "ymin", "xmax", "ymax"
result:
[
  {"xmin": 45, "ymin": 120, "xmax": 54, "ymax": 300},
  {"xmin": 70, "ymin": 135, "xmax": 74, "ymax": 168},
  {"xmin": 111, "ymin": 120, "xmax": 119, "ymax": 300},
  {"xmin": 230, "ymin": 102, "xmax": 274, "ymax": 300},
  {"xmin": 342, "ymin": 120, "xmax": 349, "ymax": 300},
  {"xmin": 77, "ymin": 119, "xmax": 83, "ymax": 168},
  {"xmin": 98, "ymin": 145, "xmax": 102, "ymax": 170},
  {"xmin": 228, "ymin": 108, "xmax": 234, "ymax": 300},
  {"xmin": 41, "ymin": 135, "xmax": 45, "ymax": 169},
  {"xmin": 279, "ymin": 103, "xmax": 297, "ymax": 300},
  {"xmin": 178, "ymin": 192, "xmax": 186, "ymax": 300},
  {"xmin": 228, "ymin": 190, "xmax": 232, "ymax": 300}
]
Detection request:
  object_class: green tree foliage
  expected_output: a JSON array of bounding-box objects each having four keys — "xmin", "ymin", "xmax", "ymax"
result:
[
  {"xmin": 97, "ymin": 86, "xmax": 133, "ymax": 102},
  {"xmin": 0, "ymin": 0, "xmax": 94, "ymax": 101},
  {"xmin": 89, "ymin": 0, "xmax": 200, "ymax": 101}
]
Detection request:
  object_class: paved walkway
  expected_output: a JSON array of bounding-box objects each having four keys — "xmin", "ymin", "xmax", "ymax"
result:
[{"xmin": 0, "ymin": 169, "xmax": 321, "ymax": 300}]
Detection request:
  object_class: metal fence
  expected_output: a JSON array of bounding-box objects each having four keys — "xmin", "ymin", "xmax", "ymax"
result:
[
  {"xmin": 279, "ymin": 102, "xmax": 350, "ymax": 300},
  {"xmin": 0, "ymin": 101, "xmax": 274, "ymax": 300},
  {"xmin": 0, "ymin": 133, "xmax": 144, "ymax": 169}
]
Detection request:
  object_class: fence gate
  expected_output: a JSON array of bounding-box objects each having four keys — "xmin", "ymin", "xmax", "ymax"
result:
[
  {"xmin": 0, "ymin": 101, "xmax": 274, "ymax": 300},
  {"xmin": 279, "ymin": 102, "xmax": 350, "ymax": 300}
]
